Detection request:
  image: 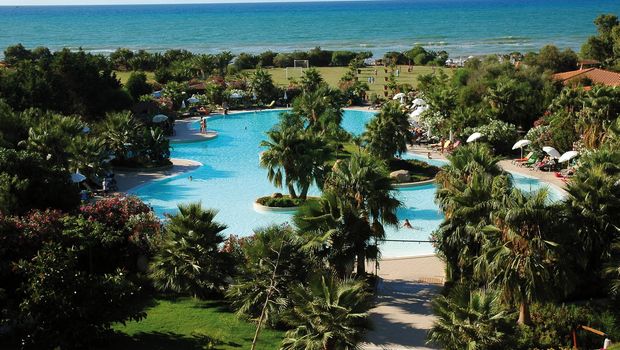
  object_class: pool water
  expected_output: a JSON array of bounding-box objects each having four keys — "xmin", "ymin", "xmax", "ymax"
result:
[{"xmin": 133, "ymin": 110, "xmax": 564, "ymax": 258}]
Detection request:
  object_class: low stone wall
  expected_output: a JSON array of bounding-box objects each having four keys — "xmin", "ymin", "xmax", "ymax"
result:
[
  {"xmin": 252, "ymin": 201, "xmax": 300, "ymax": 213},
  {"xmin": 392, "ymin": 178, "xmax": 436, "ymax": 188}
]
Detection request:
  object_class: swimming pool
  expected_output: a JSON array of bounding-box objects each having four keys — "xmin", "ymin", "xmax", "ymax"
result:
[{"xmin": 132, "ymin": 110, "xmax": 564, "ymax": 258}]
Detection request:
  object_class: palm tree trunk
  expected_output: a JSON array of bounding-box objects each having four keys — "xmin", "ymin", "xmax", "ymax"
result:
[
  {"xmin": 356, "ymin": 248, "xmax": 366, "ymax": 275},
  {"xmin": 300, "ymin": 184, "xmax": 310, "ymax": 200},
  {"xmin": 517, "ymin": 301, "xmax": 531, "ymax": 325},
  {"xmin": 287, "ymin": 184, "xmax": 298, "ymax": 199}
]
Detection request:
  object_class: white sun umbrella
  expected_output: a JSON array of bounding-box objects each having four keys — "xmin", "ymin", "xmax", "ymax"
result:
[
  {"xmin": 558, "ymin": 150, "xmax": 579, "ymax": 163},
  {"xmin": 466, "ymin": 132, "xmax": 483, "ymax": 143},
  {"xmin": 181, "ymin": 100, "xmax": 186, "ymax": 109},
  {"xmin": 412, "ymin": 98, "xmax": 426, "ymax": 106},
  {"xmin": 230, "ymin": 92, "xmax": 243, "ymax": 99},
  {"xmin": 187, "ymin": 96, "xmax": 199, "ymax": 104},
  {"xmin": 71, "ymin": 172, "xmax": 86, "ymax": 183},
  {"xmin": 283, "ymin": 91, "xmax": 288, "ymax": 100},
  {"xmin": 392, "ymin": 92, "xmax": 405, "ymax": 100},
  {"xmin": 512, "ymin": 139, "xmax": 532, "ymax": 158},
  {"xmin": 409, "ymin": 105, "xmax": 428, "ymax": 118},
  {"xmin": 152, "ymin": 114, "xmax": 168, "ymax": 123},
  {"xmin": 542, "ymin": 146, "xmax": 561, "ymax": 159}
]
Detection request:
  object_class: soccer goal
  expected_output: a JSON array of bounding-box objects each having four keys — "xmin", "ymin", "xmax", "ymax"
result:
[{"xmin": 285, "ymin": 60, "xmax": 309, "ymax": 79}]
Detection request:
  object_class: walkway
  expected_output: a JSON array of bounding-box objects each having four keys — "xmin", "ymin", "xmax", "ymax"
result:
[
  {"xmin": 169, "ymin": 117, "xmax": 218, "ymax": 143},
  {"xmin": 361, "ymin": 256, "xmax": 444, "ymax": 350},
  {"xmin": 115, "ymin": 158, "xmax": 202, "ymax": 192}
]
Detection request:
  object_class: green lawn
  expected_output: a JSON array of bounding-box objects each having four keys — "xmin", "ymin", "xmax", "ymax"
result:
[
  {"xmin": 100, "ymin": 298, "xmax": 284, "ymax": 350},
  {"xmin": 114, "ymin": 70, "xmax": 156, "ymax": 84},
  {"xmin": 244, "ymin": 65, "xmax": 442, "ymax": 96}
]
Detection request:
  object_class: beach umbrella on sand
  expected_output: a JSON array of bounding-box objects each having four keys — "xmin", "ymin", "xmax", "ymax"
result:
[
  {"xmin": 559, "ymin": 150, "xmax": 579, "ymax": 163},
  {"xmin": 70, "ymin": 172, "xmax": 86, "ymax": 183},
  {"xmin": 512, "ymin": 139, "xmax": 532, "ymax": 158},
  {"xmin": 466, "ymin": 132, "xmax": 483, "ymax": 143},
  {"xmin": 152, "ymin": 114, "xmax": 168, "ymax": 123},
  {"xmin": 543, "ymin": 146, "xmax": 561, "ymax": 159}
]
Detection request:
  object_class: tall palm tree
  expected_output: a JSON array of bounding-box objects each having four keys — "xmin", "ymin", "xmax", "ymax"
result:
[
  {"xmin": 475, "ymin": 188, "xmax": 562, "ymax": 325},
  {"xmin": 433, "ymin": 143, "xmax": 506, "ymax": 282},
  {"xmin": 325, "ymin": 153, "xmax": 400, "ymax": 275},
  {"xmin": 363, "ymin": 101, "xmax": 413, "ymax": 161},
  {"xmin": 280, "ymin": 275, "xmax": 372, "ymax": 350},
  {"xmin": 564, "ymin": 148, "xmax": 620, "ymax": 276},
  {"xmin": 149, "ymin": 202, "xmax": 231, "ymax": 298},
  {"xmin": 428, "ymin": 285, "xmax": 510, "ymax": 350},
  {"xmin": 260, "ymin": 123, "xmax": 302, "ymax": 198},
  {"xmin": 294, "ymin": 192, "xmax": 363, "ymax": 277}
]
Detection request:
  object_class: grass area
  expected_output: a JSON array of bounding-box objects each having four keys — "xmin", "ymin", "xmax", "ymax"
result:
[
  {"xmin": 114, "ymin": 65, "xmax": 443, "ymax": 97},
  {"xmin": 114, "ymin": 70, "xmax": 156, "ymax": 84},
  {"xmin": 99, "ymin": 298, "xmax": 284, "ymax": 350},
  {"xmin": 243, "ymin": 65, "xmax": 443, "ymax": 96}
]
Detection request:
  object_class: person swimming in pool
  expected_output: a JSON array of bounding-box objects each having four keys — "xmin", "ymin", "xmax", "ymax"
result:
[{"xmin": 403, "ymin": 219, "xmax": 413, "ymax": 229}]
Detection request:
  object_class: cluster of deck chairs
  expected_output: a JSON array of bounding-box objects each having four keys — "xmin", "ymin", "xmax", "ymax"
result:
[
  {"xmin": 429, "ymin": 139, "xmax": 461, "ymax": 153},
  {"xmin": 513, "ymin": 152, "xmax": 575, "ymax": 182}
]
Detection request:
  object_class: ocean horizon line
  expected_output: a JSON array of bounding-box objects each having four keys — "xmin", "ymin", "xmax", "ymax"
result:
[{"xmin": 1, "ymin": 0, "xmax": 375, "ymax": 7}]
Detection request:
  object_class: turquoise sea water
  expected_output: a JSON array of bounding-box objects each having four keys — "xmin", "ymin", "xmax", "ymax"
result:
[
  {"xmin": 132, "ymin": 110, "xmax": 563, "ymax": 258},
  {"xmin": 1, "ymin": 0, "xmax": 619, "ymax": 58}
]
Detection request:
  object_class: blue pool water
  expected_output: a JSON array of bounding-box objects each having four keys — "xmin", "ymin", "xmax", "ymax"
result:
[{"xmin": 133, "ymin": 109, "xmax": 564, "ymax": 257}]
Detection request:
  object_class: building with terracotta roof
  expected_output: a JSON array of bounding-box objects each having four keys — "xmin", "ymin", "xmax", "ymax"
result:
[{"xmin": 552, "ymin": 68, "xmax": 620, "ymax": 87}]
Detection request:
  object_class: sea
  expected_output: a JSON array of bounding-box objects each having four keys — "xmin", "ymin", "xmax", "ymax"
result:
[{"xmin": 0, "ymin": 0, "xmax": 619, "ymax": 59}]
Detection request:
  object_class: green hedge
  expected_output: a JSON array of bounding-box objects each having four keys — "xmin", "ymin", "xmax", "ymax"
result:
[{"xmin": 256, "ymin": 196, "xmax": 319, "ymax": 208}]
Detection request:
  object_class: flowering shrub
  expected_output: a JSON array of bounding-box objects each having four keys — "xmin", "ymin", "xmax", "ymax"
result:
[
  {"xmin": 524, "ymin": 125, "xmax": 553, "ymax": 153},
  {"xmin": 80, "ymin": 194, "xmax": 151, "ymax": 230},
  {"xmin": 463, "ymin": 119, "xmax": 518, "ymax": 154}
]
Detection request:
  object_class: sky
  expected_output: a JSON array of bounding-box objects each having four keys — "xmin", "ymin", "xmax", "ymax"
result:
[{"xmin": 0, "ymin": 0, "xmax": 338, "ymax": 5}]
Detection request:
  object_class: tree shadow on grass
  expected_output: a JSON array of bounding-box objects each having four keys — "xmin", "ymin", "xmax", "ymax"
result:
[{"xmin": 101, "ymin": 331, "xmax": 242, "ymax": 350}]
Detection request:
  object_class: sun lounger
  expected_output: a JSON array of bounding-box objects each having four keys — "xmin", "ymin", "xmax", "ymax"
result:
[
  {"xmin": 513, "ymin": 152, "xmax": 534, "ymax": 164},
  {"xmin": 522, "ymin": 155, "xmax": 538, "ymax": 168},
  {"xmin": 266, "ymin": 100, "xmax": 276, "ymax": 108}
]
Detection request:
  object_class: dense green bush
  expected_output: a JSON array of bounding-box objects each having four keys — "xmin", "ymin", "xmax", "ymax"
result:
[{"xmin": 256, "ymin": 195, "xmax": 316, "ymax": 208}]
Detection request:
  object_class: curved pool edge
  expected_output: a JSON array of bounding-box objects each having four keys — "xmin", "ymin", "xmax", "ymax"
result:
[
  {"xmin": 252, "ymin": 201, "xmax": 300, "ymax": 213},
  {"xmin": 392, "ymin": 179, "xmax": 436, "ymax": 188},
  {"xmin": 124, "ymin": 158, "xmax": 203, "ymax": 194}
]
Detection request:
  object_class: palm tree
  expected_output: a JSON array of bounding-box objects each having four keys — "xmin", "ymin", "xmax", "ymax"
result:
[
  {"xmin": 149, "ymin": 202, "xmax": 231, "ymax": 298},
  {"xmin": 475, "ymin": 188, "xmax": 562, "ymax": 325},
  {"xmin": 294, "ymin": 192, "xmax": 362, "ymax": 277},
  {"xmin": 226, "ymin": 225, "xmax": 309, "ymax": 327},
  {"xmin": 280, "ymin": 274, "xmax": 372, "ymax": 350},
  {"xmin": 325, "ymin": 153, "xmax": 401, "ymax": 275},
  {"xmin": 300, "ymin": 68, "xmax": 325, "ymax": 93},
  {"xmin": 433, "ymin": 143, "xmax": 506, "ymax": 282},
  {"xmin": 363, "ymin": 101, "xmax": 413, "ymax": 160},
  {"xmin": 428, "ymin": 285, "xmax": 510, "ymax": 350},
  {"xmin": 66, "ymin": 135, "xmax": 109, "ymax": 179},
  {"xmin": 260, "ymin": 122, "xmax": 304, "ymax": 199},
  {"xmin": 101, "ymin": 111, "xmax": 139, "ymax": 162},
  {"xmin": 605, "ymin": 241, "xmax": 620, "ymax": 297},
  {"xmin": 260, "ymin": 115, "xmax": 331, "ymax": 200},
  {"xmin": 564, "ymin": 148, "xmax": 620, "ymax": 277}
]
